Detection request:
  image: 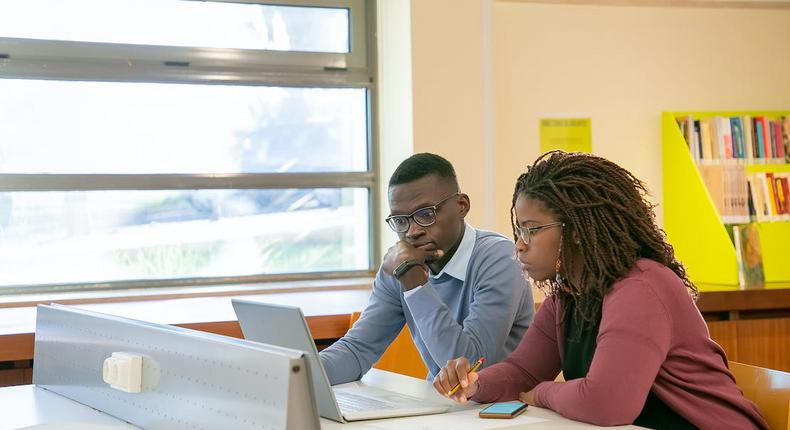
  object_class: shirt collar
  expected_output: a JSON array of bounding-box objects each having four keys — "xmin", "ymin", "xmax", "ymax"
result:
[{"xmin": 430, "ymin": 223, "xmax": 475, "ymax": 282}]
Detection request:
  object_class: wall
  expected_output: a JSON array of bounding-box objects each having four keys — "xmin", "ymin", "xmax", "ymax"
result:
[
  {"xmin": 493, "ymin": 1, "xmax": 790, "ymax": 232},
  {"xmin": 408, "ymin": 0, "xmax": 790, "ymax": 235},
  {"xmin": 410, "ymin": 0, "xmax": 496, "ymax": 229},
  {"xmin": 376, "ymin": 0, "xmax": 415, "ymax": 256}
]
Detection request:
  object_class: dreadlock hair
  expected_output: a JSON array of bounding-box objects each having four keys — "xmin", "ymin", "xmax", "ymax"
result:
[{"xmin": 511, "ymin": 150, "xmax": 697, "ymax": 329}]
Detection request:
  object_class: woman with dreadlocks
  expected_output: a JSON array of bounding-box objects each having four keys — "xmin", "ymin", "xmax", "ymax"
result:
[{"xmin": 433, "ymin": 151, "xmax": 767, "ymax": 429}]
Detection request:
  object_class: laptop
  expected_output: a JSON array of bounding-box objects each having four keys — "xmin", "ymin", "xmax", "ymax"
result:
[{"xmin": 231, "ymin": 299, "xmax": 451, "ymax": 422}]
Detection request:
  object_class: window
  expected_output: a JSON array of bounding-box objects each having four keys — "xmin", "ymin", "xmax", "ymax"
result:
[{"xmin": 0, "ymin": 0, "xmax": 376, "ymax": 294}]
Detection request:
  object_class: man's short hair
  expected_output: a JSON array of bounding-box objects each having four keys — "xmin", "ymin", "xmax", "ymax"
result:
[{"xmin": 388, "ymin": 153, "xmax": 458, "ymax": 188}]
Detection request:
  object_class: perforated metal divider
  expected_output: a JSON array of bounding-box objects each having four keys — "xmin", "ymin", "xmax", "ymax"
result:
[{"xmin": 33, "ymin": 304, "xmax": 319, "ymax": 430}]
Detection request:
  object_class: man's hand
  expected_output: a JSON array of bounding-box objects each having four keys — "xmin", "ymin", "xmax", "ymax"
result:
[{"xmin": 382, "ymin": 241, "xmax": 444, "ymax": 290}]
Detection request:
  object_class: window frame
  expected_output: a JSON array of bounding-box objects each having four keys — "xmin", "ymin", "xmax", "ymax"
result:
[{"xmin": 0, "ymin": 0, "xmax": 379, "ymax": 296}]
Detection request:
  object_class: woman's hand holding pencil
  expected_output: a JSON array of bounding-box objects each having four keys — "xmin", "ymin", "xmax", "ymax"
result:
[{"xmin": 432, "ymin": 357, "xmax": 485, "ymax": 403}]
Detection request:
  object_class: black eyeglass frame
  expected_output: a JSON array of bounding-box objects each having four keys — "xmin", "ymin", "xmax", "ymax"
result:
[
  {"xmin": 514, "ymin": 221, "xmax": 564, "ymax": 244},
  {"xmin": 385, "ymin": 191, "xmax": 461, "ymax": 233}
]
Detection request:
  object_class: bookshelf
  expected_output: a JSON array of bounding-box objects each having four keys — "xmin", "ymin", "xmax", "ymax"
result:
[{"xmin": 662, "ymin": 111, "xmax": 790, "ymax": 291}]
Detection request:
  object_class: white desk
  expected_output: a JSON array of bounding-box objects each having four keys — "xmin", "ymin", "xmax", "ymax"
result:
[
  {"xmin": 323, "ymin": 370, "xmax": 640, "ymax": 429},
  {"xmin": 2, "ymin": 370, "xmax": 640, "ymax": 430},
  {"xmin": 0, "ymin": 385, "xmax": 136, "ymax": 430}
]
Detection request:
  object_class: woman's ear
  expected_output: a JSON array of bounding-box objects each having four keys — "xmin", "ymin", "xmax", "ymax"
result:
[{"xmin": 571, "ymin": 230, "xmax": 581, "ymax": 245}]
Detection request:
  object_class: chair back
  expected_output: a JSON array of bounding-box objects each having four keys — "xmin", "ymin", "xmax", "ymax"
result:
[
  {"xmin": 729, "ymin": 361, "xmax": 790, "ymax": 430},
  {"xmin": 349, "ymin": 312, "xmax": 428, "ymax": 379}
]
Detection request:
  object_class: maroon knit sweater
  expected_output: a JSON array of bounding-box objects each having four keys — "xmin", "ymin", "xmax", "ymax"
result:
[{"xmin": 473, "ymin": 259, "xmax": 768, "ymax": 429}]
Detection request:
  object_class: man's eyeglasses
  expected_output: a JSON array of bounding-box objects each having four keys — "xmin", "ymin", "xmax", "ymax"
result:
[
  {"xmin": 515, "ymin": 221, "xmax": 564, "ymax": 244},
  {"xmin": 385, "ymin": 192, "xmax": 461, "ymax": 233}
]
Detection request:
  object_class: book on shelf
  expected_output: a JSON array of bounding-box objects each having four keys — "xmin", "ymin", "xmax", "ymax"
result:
[
  {"xmin": 733, "ymin": 223, "xmax": 765, "ymax": 289},
  {"xmin": 784, "ymin": 117, "xmax": 790, "ymax": 160},
  {"xmin": 676, "ymin": 115, "xmax": 790, "ymax": 224},
  {"xmin": 731, "ymin": 117, "xmax": 744, "ymax": 159},
  {"xmin": 747, "ymin": 171, "xmax": 790, "ymax": 222},
  {"xmin": 677, "ymin": 115, "xmax": 789, "ymax": 164},
  {"xmin": 697, "ymin": 163, "xmax": 752, "ymax": 224},
  {"xmin": 743, "ymin": 116, "xmax": 754, "ymax": 160}
]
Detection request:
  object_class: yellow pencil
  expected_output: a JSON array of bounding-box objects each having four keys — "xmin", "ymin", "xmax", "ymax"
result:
[{"xmin": 447, "ymin": 357, "xmax": 486, "ymax": 396}]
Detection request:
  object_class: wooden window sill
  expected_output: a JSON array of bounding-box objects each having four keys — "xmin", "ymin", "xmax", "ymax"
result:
[{"xmin": 0, "ymin": 286, "xmax": 373, "ymax": 362}]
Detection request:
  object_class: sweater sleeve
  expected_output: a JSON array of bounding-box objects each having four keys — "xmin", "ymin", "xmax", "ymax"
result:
[
  {"xmin": 319, "ymin": 271, "xmax": 405, "ymax": 385},
  {"xmin": 533, "ymin": 280, "xmax": 672, "ymax": 426},
  {"xmin": 404, "ymin": 239, "xmax": 534, "ymax": 372},
  {"xmin": 472, "ymin": 296, "xmax": 561, "ymax": 403}
]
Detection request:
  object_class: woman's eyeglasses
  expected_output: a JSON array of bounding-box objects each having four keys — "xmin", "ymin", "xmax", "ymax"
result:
[{"xmin": 514, "ymin": 222, "xmax": 564, "ymax": 244}]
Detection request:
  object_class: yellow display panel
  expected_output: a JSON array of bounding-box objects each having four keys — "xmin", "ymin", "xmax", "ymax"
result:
[{"xmin": 662, "ymin": 111, "xmax": 790, "ymax": 290}]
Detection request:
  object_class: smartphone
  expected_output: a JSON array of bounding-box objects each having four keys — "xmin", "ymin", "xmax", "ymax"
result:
[{"xmin": 478, "ymin": 401, "xmax": 528, "ymax": 419}]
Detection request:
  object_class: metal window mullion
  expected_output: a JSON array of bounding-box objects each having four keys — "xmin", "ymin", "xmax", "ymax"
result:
[
  {"xmin": 0, "ymin": 60, "xmax": 372, "ymax": 88},
  {"xmin": 363, "ymin": 0, "xmax": 380, "ymax": 273},
  {"xmin": 0, "ymin": 269, "xmax": 376, "ymax": 296},
  {"xmin": 208, "ymin": 0, "xmax": 355, "ymax": 7},
  {"xmin": 346, "ymin": 0, "xmax": 369, "ymax": 70},
  {"xmin": 0, "ymin": 38, "xmax": 349, "ymax": 69},
  {"xmin": 0, "ymin": 173, "xmax": 375, "ymax": 192},
  {"xmin": 0, "ymin": 46, "xmax": 374, "ymax": 88}
]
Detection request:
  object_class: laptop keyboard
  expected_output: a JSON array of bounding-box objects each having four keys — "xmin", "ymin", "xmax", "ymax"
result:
[{"xmin": 335, "ymin": 391, "xmax": 399, "ymax": 412}]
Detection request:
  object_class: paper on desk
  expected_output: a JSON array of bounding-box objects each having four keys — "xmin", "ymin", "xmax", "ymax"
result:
[{"xmin": 365, "ymin": 407, "xmax": 548, "ymax": 430}]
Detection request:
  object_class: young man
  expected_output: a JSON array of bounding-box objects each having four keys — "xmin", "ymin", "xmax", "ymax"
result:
[{"xmin": 320, "ymin": 153, "xmax": 535, "ymax": 384}]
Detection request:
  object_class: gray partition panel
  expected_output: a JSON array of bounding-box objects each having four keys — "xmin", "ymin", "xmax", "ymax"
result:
[{"xmin": 33, "ymin": 304, "xmax": 319, "ymax": 430}]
